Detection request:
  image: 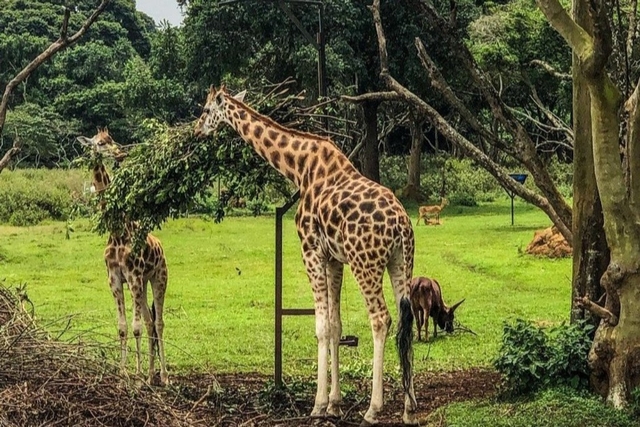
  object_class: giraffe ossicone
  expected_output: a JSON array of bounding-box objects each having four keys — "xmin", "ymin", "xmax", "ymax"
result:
[
  {"xmin": 195, "ymin": 86, "xmax": 420, "ymax": 425},
  {"xmin": 77, "ymin": 128, "xmax": 170, "ymax": 386}
]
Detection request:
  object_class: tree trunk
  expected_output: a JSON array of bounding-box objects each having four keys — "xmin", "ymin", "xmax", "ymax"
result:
[
  {"xmin": 537, "ymin": 0, "xmax": 640, "ymax": 407},
  {"xmin": 401, "ymin": 114, "xmax": 423, "ymax": 201},
  {"xmin": 570, "ymin": 0, "xmax": 608, "ymax": 324},
  {"xmin": 361, "ymin": 100, "xmax": 380, "ymax": 183}
]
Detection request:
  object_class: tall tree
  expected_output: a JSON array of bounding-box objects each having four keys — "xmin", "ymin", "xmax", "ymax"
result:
[
  {"xmin": 537, "ymin": 0, "xmax": 640, "ymax": 407},
  {"xmin": 0, "ymin": 0, "xmax": 111, "ymax": 173},
  {"xmin": 569, "ymin": 0, "xmax": 608, "ymax": 324}
]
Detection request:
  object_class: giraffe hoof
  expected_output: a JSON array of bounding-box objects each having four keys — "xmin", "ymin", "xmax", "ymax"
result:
[
  {"xmin": 359, "ymin": 419, "xmax": 377, "ymax": 427},
  {"xmin": 326, "ymin": 403, "xmax": 343, "ymax": 418},
  {"xmin": 310, "ymin": 405, "xmax": 327, "ymax": 418}
]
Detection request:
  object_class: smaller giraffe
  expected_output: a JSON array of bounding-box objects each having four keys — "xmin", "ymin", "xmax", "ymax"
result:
[{"xmin": 77, "ymin": 128, "xmax": 169, "ymax": 385}]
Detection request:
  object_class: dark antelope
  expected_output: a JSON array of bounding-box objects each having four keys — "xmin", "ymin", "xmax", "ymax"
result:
[{"xmin": 410, "ymin": 276, "xmax": 464, "ymax": 341}]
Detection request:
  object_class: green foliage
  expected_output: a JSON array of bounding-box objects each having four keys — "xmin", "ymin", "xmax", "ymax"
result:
[
  {"xmin": 96, "ymin": 88, "xmax": 298, "ymax": 242},
  {"xmin": 494, "ymin": 319, "xmax": 594, "ymax": 396},
  {"xmin": 3, "ymin": 103, "xmax": 81, "ymax": 167},
  {"xmin": 428, "ymin": 387, "xmax": 638, "ymax": 427},
  {"xmin": 0, "ymin": 169, "xmax": 88, "ymax": 226},
  {"xmin": 380, "ymin": 155, "xmax": 503, "ymax": 205}
]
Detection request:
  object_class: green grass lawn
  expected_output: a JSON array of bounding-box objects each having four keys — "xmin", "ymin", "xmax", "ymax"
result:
[{"xmin": 0, "ymin": 199, "xmax": 571, "ymax": 377}]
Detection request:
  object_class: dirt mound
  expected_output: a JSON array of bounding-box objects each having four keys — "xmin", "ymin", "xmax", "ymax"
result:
[{"xmin": 525, "ymin": 226, "xmax": 571, "ymax": 258}]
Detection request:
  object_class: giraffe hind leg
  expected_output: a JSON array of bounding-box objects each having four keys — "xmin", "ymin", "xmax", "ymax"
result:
[
  {"xmin": 387, "ymin": 257, "xmax": 418, "ymax": 425},
  {"xmin": 150, "ymin": 270, "xmax": 169, "ymax": 385},
  {"xmin": 326, "ymin": 259, "xmax": 344, "ymax": 418},
  {"xmin": 351, "ymin": 264, "xmax": 390, "ymax": 426}
]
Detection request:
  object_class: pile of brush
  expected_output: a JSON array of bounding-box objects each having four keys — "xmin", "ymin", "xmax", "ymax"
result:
[{"xmin": 0, "ymin": 286, "xmax": 199, "ymax": 427}]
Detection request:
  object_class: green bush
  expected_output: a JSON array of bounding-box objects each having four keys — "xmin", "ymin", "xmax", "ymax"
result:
[
  {"xmin": 494, "ymin": 319, "xmax": 593, "ymax": 396},
  {"xmin": 0, "ymin": 169, "xmax": 88, "ymax": 226}
]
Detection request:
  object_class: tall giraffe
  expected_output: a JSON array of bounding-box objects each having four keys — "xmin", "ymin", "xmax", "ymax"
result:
[
  {"xmin": 194, "ymin": 86, "xmax": 418, "ymax": 426},
  {"xmin": 77, "ymin": 128, "xmax": 169, "ymax": 386}
]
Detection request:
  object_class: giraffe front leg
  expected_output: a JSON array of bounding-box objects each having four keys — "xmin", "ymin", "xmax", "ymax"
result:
[
  {"xmin": 300, "ymin": 246, "xmax": 330, "ymax": 418},
  {"xmin": 327, "ymin": 260, "xmax": 344, "ymax": 418},
  {"xmin": 139, "ymin": 283, "xmax": 157, "ymax": 385},
  {"xmin": 108, "ymin": 271, "xmax": 128, "ymax": 374}
]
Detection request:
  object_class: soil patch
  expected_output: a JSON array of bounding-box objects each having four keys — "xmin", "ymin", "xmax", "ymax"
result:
[{"xmin": 178, "ymin": 368, "xmax": 499, "ymax": 426}]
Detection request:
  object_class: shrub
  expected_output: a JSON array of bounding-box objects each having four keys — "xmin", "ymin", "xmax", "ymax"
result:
[
  {"xmin": 0, "ymin": 169, "xmax": 88, "ymax": 226},
  {"xmin": 494, "ymin": 319, "xmax": 593, "ymax": 396}
]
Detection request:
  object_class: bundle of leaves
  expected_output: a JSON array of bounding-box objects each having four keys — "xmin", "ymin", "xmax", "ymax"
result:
[
  {"xmin": 0, "ymin": 285, "xmax": 200, "ymax": 426},
  {"xmin": 493, "ymin": 319, "xmax": 594, "ymax": 396},
  {"xmin": 95, "ymin": 81, "xmax": 304, "ymax": 241}
]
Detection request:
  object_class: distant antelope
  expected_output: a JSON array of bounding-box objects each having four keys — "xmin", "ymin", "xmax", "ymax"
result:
[{"xmin": 416, "ymin": 197, "xmax": 448, "ymax": 225}]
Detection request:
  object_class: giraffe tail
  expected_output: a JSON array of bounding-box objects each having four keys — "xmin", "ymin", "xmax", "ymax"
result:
[
  {"xmin": 395, "ymin": 222, "xmax": 416, "ymax": 406},
  {"xmin": 151, "ymin": 301, "xmax": 159, "ymax": 357}
]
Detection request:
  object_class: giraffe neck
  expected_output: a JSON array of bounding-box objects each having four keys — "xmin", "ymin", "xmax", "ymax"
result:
[
  {"xmin": 92, "ymin": 162, "xmax": 111, "ymax": 193},
  {"xmin": 224, "ymin": 97, "xmax": 357, "ymax": 191}
]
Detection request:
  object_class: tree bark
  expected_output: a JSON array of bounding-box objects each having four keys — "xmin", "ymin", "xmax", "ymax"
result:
[
  {"xmin": 403, "ymin": 114, "xmax": 423, "ymax": 202},
  {"xmin": 0, "ymin": 141, "xmax": 21, "ymax": 174},
  {"xmin": 538, "ymin": 0, "xmax": 640, "ymax": 407},
  {"xmin": 570, "ymin": 0, "xmax": 609, "ymax": 324},
  {"xmin": 361, "ymin": 100, "xmax": 380, "ymax": 183}
]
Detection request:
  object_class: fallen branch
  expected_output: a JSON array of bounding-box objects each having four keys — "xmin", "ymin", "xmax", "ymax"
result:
[
  {"xmin": 340, "ymin": 92, "xmax": 401, "ymax": 103},
  {"xmin": 575, "ymin": 296, "xmax": 619, "ymax": 326}
]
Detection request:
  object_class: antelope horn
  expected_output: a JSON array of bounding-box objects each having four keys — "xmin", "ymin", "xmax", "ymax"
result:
[{"xmin": 450, "ymin": 299, "xmax": 465, "ymax": 312}]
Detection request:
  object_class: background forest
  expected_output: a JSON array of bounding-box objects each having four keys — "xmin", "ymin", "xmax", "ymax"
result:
[{"xmin": 0, "ymin": 0, "xmax": 573, "ymax": 223}]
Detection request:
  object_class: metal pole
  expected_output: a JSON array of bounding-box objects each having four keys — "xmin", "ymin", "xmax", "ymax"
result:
[
  {"xmin": 511, "ymin": 195, "xmax": 515, "ymax": 226},
  {"xmin": 275, "ymin": 206, "xmax": 284, "ymax": 386}
]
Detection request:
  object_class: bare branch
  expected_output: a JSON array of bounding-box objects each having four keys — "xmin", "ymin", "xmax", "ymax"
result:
[
  {"xmin": 340, "ymin": 92, "xmax": 401, "ymax": 103},
  {"xmin": 536, "ymin": 0, "xmax": 593, "ymax": 62},
  {"xmin": 0, "ymin": 0, "xmax": 111, "ymax": 137},
  {"xmin": 371, "ymin": 0, "xmax": 573, "ymax": 243},
  {"xmin": 415, "ymin": 37, "xmax": 510, "ymax": 153},
  {"xmin": 529, "ymin": 59, "xmax": 572, "ymax": 80},
  {"xmin": 575, "ymin": 296, "xmax": 618, "ymax": 326}
]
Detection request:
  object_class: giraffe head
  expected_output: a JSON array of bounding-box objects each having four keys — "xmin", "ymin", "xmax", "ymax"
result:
[
  {"xmin": 77, "ymin": 127, "xmax": 126, "ymax": 162},
  {"xmin": 194, "ymin": 84, "xmax": 246, "ymax": 138}
]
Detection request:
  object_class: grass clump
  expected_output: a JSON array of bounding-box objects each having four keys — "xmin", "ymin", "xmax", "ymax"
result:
[{"xmin": 426, "ymin": 387, "xmax": 638, "ymax": 427}]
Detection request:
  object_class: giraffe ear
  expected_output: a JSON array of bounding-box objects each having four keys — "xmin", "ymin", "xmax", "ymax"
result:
[
  {"xmin": 209, "ymin": 84, "xmax": 215, "ymax": 93},
  {"xmin": 233, "ymin": 90, "xmax": 246, "ymax": 102}
]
